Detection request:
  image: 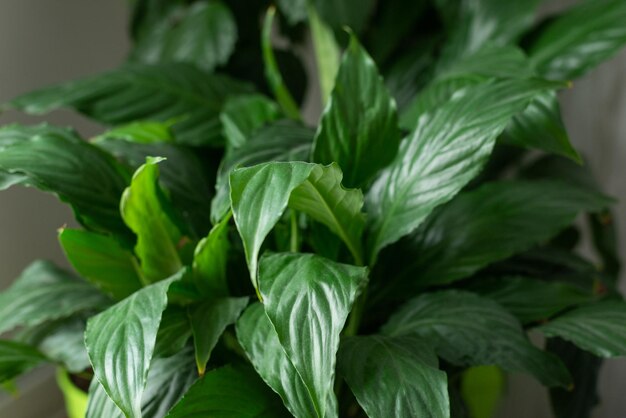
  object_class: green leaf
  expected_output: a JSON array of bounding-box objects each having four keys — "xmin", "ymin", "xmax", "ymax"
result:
[
  {"xmin": 289, "ymin": 163, "xmax": 366, "ymax": 265},
  {"xmin": 131, "ymin": 2, "xmax": 237, "ymax": 72},
  {"xmin": 0, "ymin": 260, "xmax": 109, "ymax": 335},
  {"xmin": 192, "ymin": 214, "xmax": 231, "ymax": 297},
  {"xmin": 85, "ymin": 272, "xmax": 182, "ymax": 418},
  {"xmin": 0, "ymin": 341, "xmax": 47, "ymax": 384},
  {"xmin": 337, "ymin": 335, "xmax": 450, "ymax": 418},
  {"xmin": 236, "ymin": 303, "xmax": 330, "ymax": 418},
  {"xmin": 366, "ymin": 79, "xmax": 566, "ymax": 262},
  {"xmin": 9, "ymin": 64, "xmax": 253, "ymax": 147},
  {"xmin": 308, "ymin": 5, "xmax": 340, "ymax": 106},
  {"xmin": 121, "ymin": 157, "xmax": 183, "ymax": 283},
  {"xmin": 0, "ymin": 124, "xmax": 130, "ymax": 234},
  {"xmin": 95, "ymin": 139, "xmax": 214, "ymax": 238},
  {"xmin": 539, "ymin": 301, "xmax": 626, "ymax": 358},
  {"xmin": 529, "ymin": 0, "xmax": 626, "ymax": 80},
  {"xmin": 314, "ymin": 0, "xmax": 376, "ymax": 34},
  {"xmin": 312, "ymin": 35, "xmax": 400, "ymax": 188},
  {"xmin": 460, "ymin": 366, "xmax": 505, "ymax": 418},
  {"xmin": 190, "ymin": 297, "xmax": 248, "ymax": 375},
  {"xmin": 383, "ymin": 290, "xmax": 571, "ymax": 387},
  {"xmin": 166, "ymin": 364, "xmax": 289, "ymax": 418},
  {"xmin": 98, "ymin": 121, "xmax": 175, "ymax": 144},
  {"xmin": 502, "ymin": 91, "xmax": 581, "ymax": 163},
  {"xmin": 220, "ymin": 94, "xmax": 281, "ymax": 149},
  {"xmin": 211, "ymin": 120, "xmax": 313, "ymax": 224},
  {"xmin": 381, "ymin": 180, "xmax": 612, "ymax": 289},
  {"xmin": 154, "ymin": 307, "xmax": 192, "ymax": 357},
  {"xmin": 471, "ymin": 277, "xmax": 593, "ymax": 324},
  {"xmin": 258, "ymin": 253, "xmax": 368, "ymax": 418},
  {"xmin": 276, "ymin": 0, "xmax": 307, "ymax": 24},
  {"xmin": 59, "ymin": 228, "xmax": 144, "ymax": 299}
]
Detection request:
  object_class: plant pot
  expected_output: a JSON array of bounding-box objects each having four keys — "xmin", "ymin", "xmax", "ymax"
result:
[{"xmin": 56, "ymin": 368, "xmax": 88, "ymax": 418}]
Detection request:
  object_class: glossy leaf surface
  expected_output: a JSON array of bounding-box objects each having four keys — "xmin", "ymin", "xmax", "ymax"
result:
[
  {"xmin": 0, "ymin": 341, "xmax": 46, "ymax": 384},
  {"xmin": 220, "ymin": 94, "xmax": 280, "ymax": 149}
]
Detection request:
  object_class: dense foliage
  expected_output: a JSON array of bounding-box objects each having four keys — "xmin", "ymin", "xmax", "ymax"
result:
[{"xmin": 1, "ymin": 0, "xmax": 626, "ymax": 417}]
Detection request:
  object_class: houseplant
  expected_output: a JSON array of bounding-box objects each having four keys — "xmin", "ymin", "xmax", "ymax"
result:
[{"xmin": 1, "ymin": 0, "xmax": 626, "ymax": 417}]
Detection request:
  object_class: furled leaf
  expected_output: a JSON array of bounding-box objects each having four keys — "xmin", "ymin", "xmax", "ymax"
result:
[
  {"xmin": 529, "ymin": 0, "xmax": 626, "ymax": 80},
  {"xmin": 192, "ymin": 215, "xmax": 231, "ymax": 297},
  {"xmin": 236, "ymin": 303, "xmax": 327, "ymax": 418},
  {"xmin": 366, "ymin": 79, "xmax": 565, "ymax": 262},
  {"xmin": 383, "ymin": 290, "xmax": 571, "ymax": 387},
  {"xmin": 9, "ymin": 64, "xmax": 253, "ymax": 147},
  {"xmin": 220, "ymin": 94, "xmax": 281, "ymax": 149},
  {"xmin": 0, "ymin": 341, "xmax": 47, "ymax": 384},
  {"xmin": 502, "ymin": 91, "xmax": 581, "ymax": 163},
  {"xmin": 539, "ymin": 301, "xmax": 626, "ymax": 358},
  {"xmin": 337, "ymin": 335, "xmax": 450, "ymax": 418},
  {"xmin": 379, "ymin": 180, "xmax": 611, "ymax": 290},
  {"xmin": 190, "ymin": 297, "xmax": 248, "ymax": 375},
  {"xmin": 211, "ymin": 120, "xmax": 312, "ymax": 224},
  {"xmin": 85, "ymin": 272, "xmax": 182, "ymax": 418},
  {"xmin": 0, "ymin": 124, "xmax": 130, "ymax": 234},
  {"xmin": 312, "ymin": 35, "xmax": 400, "ymax": 188},
  {"xmin": 131, "ymin": 2, "xmax": 237, "ymax": 72},
  {"xmin": 121, "ymin": 157, "xmax": 183, "ymax": 283},
  {"xmin": 308, "ymin": 5, "xmax": 340, "ymax": 105},
  {"xmin": 258, "ymin": 253, "xmax": 368, "ymax": 418},
  {"xmin": 166, "ymin": 364, "xmax": 289, "ymax": 418},
  {"xmin": 471, "ymin": 277, "xmax": 593, "ymax": 324},
  {"xmin": 98, "ymin": 121, "xmax": 174, "ymax": 144},
  {"xmin": 0, "ymin": 260, "xmax": 109, "ymax": 335},
  {"xmin": 59, "ymin": 228, "xmax": 143, "ymax": 299},
  {"xmin": 95, "ymin": 139, "xmax": 214, "ymax": 238}
]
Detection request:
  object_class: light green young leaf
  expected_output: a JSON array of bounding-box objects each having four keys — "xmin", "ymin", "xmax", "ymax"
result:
[
  {"xmin": 259, "ymin": 253, "xmax": 368, "ymax": 418},
  {"xmin": 367, "ymin": 78, "xmax": 565, "ymax": 262},
  {"xmin": 313, "ymin": 35, "xmax": 400, "ymax": 188},
  {"xmin": 539, "ymin": 301, "xmax": 626, "ymax": 358},
  {"xmin": 383, "ymin": 290, "xmax": 571, "ymax": 388},
  {"xmin": 98, "ymin": 121, "xmax": 174, "ymax": 144},
  {"xmin": 166, "ymin": 364, "xmax": 289, "ymax": 418},
  {"xmin": 338, "ymin": 335, "xmax": 450, "ymax": 418},
  {"xmin": 529, "ymin": 0, "xmax": 626, "ymax": 80},
  {"xmin": 220, "ymin": 94, "xmax": 281, "ymax": 149},
  {"xmin": 59, "ymin": 228, "xmax": 144, "ymax": 299},
  {"xmin": 0, "ymin": 260, "xmax": 109, "ymax": 335},
  {"xmin": 192, "ymin": 214, "xmax": 231, "ymax": 297},
  {"xmin": 121, "ymin": 157, "xmax": 183, "ymax": 283},
  {"xmin": 0, "ymin": 124, "xmax": 130, "ymax": 234},
  {"xmin": 190, "ymin": 297, "xmax": 248, "ymax": 375},
  {"xmin": 85, "ymin": 272, "xmax": 183, "ymax": 418},
  {"xmin": 9, "ymin": 64, "xmax": 253, "ymax": 147},
  {"xmin": 308, "ymin": 5, "xmax": 340, "ymax": 106},
  {"xmin": 236, "ymin": 303, "xmax": 334, "ymax": 418},
  {"xmin": 131, "ymin": 2, "xmax": 237, "ymax": 72},
  {"xmin": 0, "ymin": 341, "xmax": 47, "ymax": 384}
]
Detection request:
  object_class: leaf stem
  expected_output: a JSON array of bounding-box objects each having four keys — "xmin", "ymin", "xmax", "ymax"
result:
[{"xmin": 290, "ymin": 210, "xmax": 299, "ymax": 252}]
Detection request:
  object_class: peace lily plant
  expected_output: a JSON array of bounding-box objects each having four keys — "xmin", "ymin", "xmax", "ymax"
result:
[{"xmin": 1, "ymin": 1, "xmax": 626, "ymax": 417}]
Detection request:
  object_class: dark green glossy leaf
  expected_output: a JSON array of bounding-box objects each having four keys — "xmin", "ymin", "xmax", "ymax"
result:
[
  {"xmin": 0, "ymin": 124, "xmax": 130, "ymax": 234},
  {"xmin": 237, "ymin": 303, "xmax": 331, "ymax": 418},
  {"xmin": 0, "ymin": 260, "xmax": 109, "ymax": 335},
  {"xmin": 367, "ymin": 79, "xmax": 564, "ymax": 262},
  {"xmin": 539, "ymin": 301, "xmax": 626, "ymax": 357},
  {"xmin": 190, "ymin": 297, "xmax": 248, "ymax": 375},
  {"xmin": 95, "ymin": 138, "xmax": 214, "ymax": 238},
  {"xmin": 0, "ymin": 341, "xmax": 47, "ymax": 384},
  {"xmin": 121, "ymin": 157, "xmax": 183, "ymax": 283},
  {"xmin": 59, "ymin": 228, "xmax": 144, "ymax": 299},
  {"xmin": 529, "ymin": 0, "xmax": 626, "ymax": 80},
  {"xmin": 258, "ymin": 253, "xmax": 368, "ymax": 418},
  {"xmin": 85, "ymin": 272, "xmax": 182, "ymax": 418},
  {"xmin": 313, "ymin": 35, "xmax": 400, "ymax": 188},
  {"xmin": 166, "ymin": 364, "xmax": 289, "ymax": 418},
  {"xmin": 220, "ymin": 94, "xmax": 281, "ymax": 149},
  {"xmin": 383, "ymin": 290, "xmax": 571, "ymax": 387},
  {"xmin": 131, "ymin": 2, "xmax": 237, "ymax": 72},
  {"xmin": 382, "ymin": 180, "xmax": 611, "ymax": 289},
  {"xmin": 192, "ymin": 215, "xmax": 230, "ymax": 297},
  {"xmin": 211, "ymin": 120, "xmax": 312, "ymax": 224},
  {"xmin": 154, "ymin": 307, "xmax": 192, "ymax": 357},
  {"xmin": 10, "ymin": 64, "xmax": 253, "ymax": 147},
  {"xmin": 314, "ymin": 0, "xmax": 375, "ymax": 34},
  {"xmin": 337, "ymin": 335, "xmax": 450, "ymax": 418},
  {"xmin": 471, "ymin": 277, "xmax": 593, "ymax": 324}
]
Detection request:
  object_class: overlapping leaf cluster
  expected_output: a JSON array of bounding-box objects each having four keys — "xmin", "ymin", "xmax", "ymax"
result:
[{"xmin": 1, "ymin": 1, "xmax": 626, "ymax": 417}]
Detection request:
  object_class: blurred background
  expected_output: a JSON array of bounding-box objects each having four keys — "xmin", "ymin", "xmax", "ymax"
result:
[{"xmin": 0, "ymin": 0, "xmax": 624, "ymax": 417}]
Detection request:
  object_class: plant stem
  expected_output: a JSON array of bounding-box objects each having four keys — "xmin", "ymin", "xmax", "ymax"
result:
[{"xmin": 290, "ymin": 210, "xmax": 299, "ymax": 252}]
